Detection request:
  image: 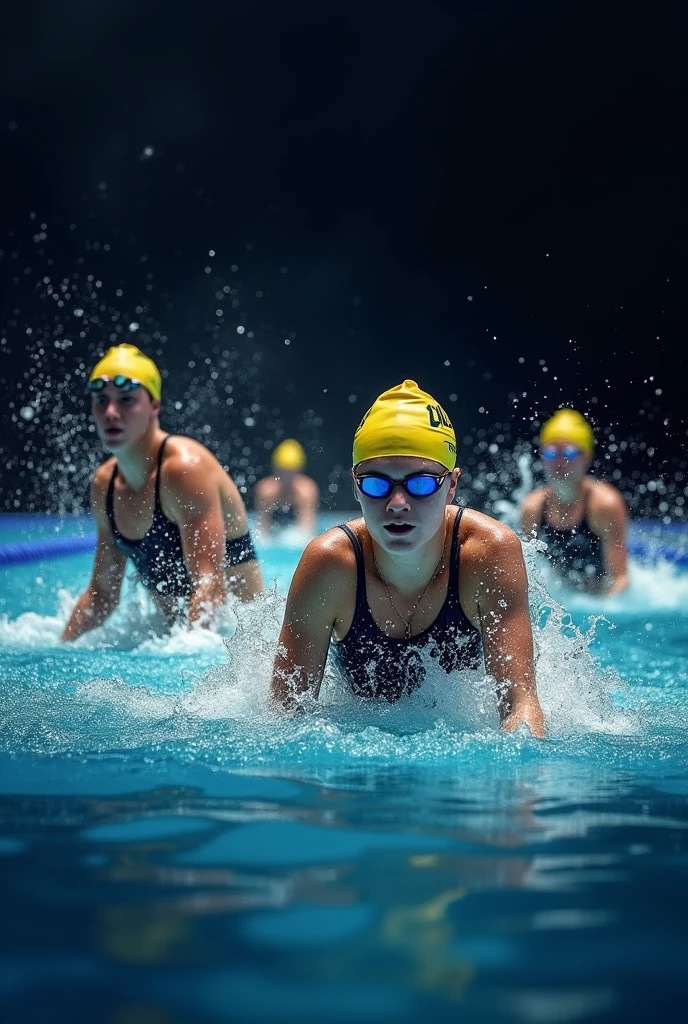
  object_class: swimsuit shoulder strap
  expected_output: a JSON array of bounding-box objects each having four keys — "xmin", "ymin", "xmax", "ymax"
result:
[
  {"xmin": 154, "ymin": 435, "xmax": 173, "ymax": 507},
  {"xmin": 336, "ymin": 523, "xmax": 367, "ymax": 617},
  {"xmin": 448, "ymin": 506, "xmax": 464, "ymax": 602},
  {"xmin": 105, "ymin": 462, "xmax": 119, "ymax": 534}
]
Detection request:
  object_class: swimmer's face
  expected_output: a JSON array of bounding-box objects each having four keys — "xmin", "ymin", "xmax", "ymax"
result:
[
  {"xmin": 91, "ymin": 383, "xmax": 160, "ymax": 451},
  {"xmin": 353, "ymin": 455, "xmax": 459, "ymax": 553},
  {"xmin": 541, "ymin": 441, "xmax": 591, "ymax": 488}
]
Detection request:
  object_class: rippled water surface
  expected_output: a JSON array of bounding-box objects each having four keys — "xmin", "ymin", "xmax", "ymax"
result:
[{"xmin": 1, "ymin": 514, "xmax": 688, "ymax": 1023}]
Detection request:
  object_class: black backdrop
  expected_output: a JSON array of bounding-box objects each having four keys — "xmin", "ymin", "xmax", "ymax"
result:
[{"xmin": 0, "ymin": 0, "xmax": 684, "ymax": 513}]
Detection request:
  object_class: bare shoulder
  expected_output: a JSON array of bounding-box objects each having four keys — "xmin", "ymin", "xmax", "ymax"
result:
[
  {"xmin": 459, "ymin": 507, "xmax": 524, "ymax": 564},
  {"xmin": 587, "ymin": 479, "xmax": 626, "ymax": 514},
  {"xmin": 288, "ymin": 522, "xmax": 358, "ymax": 616},
  {"xmin": 298, "ymin": 520, "xmax": 359, "ymax": 576},
  {"xmin": 160, "ymin": 436, "xmax": 232, "ymax": 503},
  {"xmin": 254, "ymin": 475, "xmax": 280, "ymax": 500},
  {"xmin": 521, "ymin": 486, "xmax": 547, "ymax": 514},
  {"xmin": 163, "ymin": 435, "xmax": 220, "ymax": 477},
  {"xmin": 294, "ymin": 474, "xmax": 319, "ymax": 499},
  {"xmin": 586, "ymin": 480, "xmax": 627, "ymax": 531}
]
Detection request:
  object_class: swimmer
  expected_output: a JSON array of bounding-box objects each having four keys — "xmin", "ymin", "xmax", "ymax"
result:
[
  {"xmin": 271, "ymin": 380, "xmax": 546, "ymax": 737},
  {"xmin": 254, "ymin": 439, "xmax": 319, "ymax": 539},
  {"xmin": 520, "ymin": 409, "xmax": 628, "ymax": 594},
  {"xmin": 62, "ymin": 344, "xmax": 264, "ymax": 641}
]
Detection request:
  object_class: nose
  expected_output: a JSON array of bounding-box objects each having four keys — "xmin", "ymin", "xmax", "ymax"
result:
[
  {"xmin": 102, "ymin": 398, "xmax": 121, "ymax": 420},
  {"xmin": 385, "ymin": 484, "xmax": 411, "ymax": 514}
]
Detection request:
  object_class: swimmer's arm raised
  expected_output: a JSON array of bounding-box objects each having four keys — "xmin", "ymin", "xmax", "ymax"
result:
[
  {"xmin": 473, "ymin": 528, "xmax": 546, "ymax": 738},
  {"xmin": 62, "ymin": 483, "xmax": 126, "ymax": 642},
  {"xmin": 271, "ymin": 539, "xmax": 340, "ymax": 713}
]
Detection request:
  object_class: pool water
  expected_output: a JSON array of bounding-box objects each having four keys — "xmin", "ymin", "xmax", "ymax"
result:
[{"xmin": 1, "ymin": 514, "xmax": 688, "ymax": 1023}]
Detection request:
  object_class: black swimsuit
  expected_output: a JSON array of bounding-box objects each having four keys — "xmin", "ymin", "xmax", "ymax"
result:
[
  {"xmin": 537, "ymin": 491, "xmax": 604, "ymax": 588},
  {"xmin": 271, "ymin": 500, "xmax": 298, "ymax": 530},
  {"xmin": 332, "ymin": 508, "xmax": 483, "ymax": 702},
  {"xmin": 106, "ymin": 435, "xmax": 257, "ymax": 598}
]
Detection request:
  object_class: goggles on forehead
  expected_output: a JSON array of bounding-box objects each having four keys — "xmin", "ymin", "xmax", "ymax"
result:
[
  {"xmin": 88, "ymin": 375, "xmax": 144, "ymax": 393},
  {"xmin": 541, "ymin": 443, "xmax": 583, "ymax": 461},
  {"xmin": 354, "ymin": 471, "xmax": 449, "ymax": 499}
]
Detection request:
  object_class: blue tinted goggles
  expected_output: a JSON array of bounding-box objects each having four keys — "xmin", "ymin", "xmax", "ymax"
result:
[
  {"xmin": 88, "ymin": 375, "xmax": 144, "ymax": 393},
  {"xmin": 541, "ymin": 443, "xmax": 582, "ymax": 461},
  {"xmin": 355, "ymin": 472, "xmax": 449, "ymax": 499}
]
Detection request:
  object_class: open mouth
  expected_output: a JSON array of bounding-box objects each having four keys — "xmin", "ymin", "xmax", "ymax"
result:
[{"xmin": 383, "ymin": 523, "xmax": 415, "ymax": 535}]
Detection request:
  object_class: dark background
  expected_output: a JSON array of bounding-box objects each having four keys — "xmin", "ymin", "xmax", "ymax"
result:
[{"xmin": 0, "ymin": 0, "xmax": 684, "ymax": 513}]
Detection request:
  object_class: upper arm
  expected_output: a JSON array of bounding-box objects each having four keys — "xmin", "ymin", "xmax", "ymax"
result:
[
  {"xmin": 89, "ymin": 475, "xmax": 127, "ymax": 595},
  {"xmin": 253, "ymin": 478, "xmax": 274, "ymax": 513},
  {"xmin": 165, "ymin": 462, "xmax": 228, "ymax": 581},
  {"xmin": 470, "ymin": 527, "xmax": 535, "ymax": 690},
  {"xmin": 520, "ymin": 491, "xmax": 544, "ymax": 536},
  {"xmin": 591, "ymin": 488, "xmax": 628, "ymax": 578},
  {"xmin": 272, "ymin": 536, "xmax": 344, "ymax": 705},
  {"xmin": 295, "ymin": 477, "xmax": 319, "ymax": 508}
]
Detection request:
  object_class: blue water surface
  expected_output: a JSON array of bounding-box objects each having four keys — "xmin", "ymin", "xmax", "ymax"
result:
[{"xmin": 1, "ymin": 514, "xmax": 687, "ymax": 1023}]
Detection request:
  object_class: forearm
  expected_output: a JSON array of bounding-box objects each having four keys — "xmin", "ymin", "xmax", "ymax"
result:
[
  {"xmin": 271, "ymin": 623, "xmax": 327, "ymax": 712},
  {"xmin": 298, "ymin": 508, "xmax": 317, "ymax": 535},
  {"xmin": 227, "ymin": 561, "xmax": 265, "ymax": 602},
  {"xmin": 271, "ymin": 659, "xmax": 320, "ymax": 713},
  {"xmin": 606, "ymin": 572, "xmax": 629, "ymax": 594},
  {"xmin": 497, "ymin": 675, "xmax": 539, "ymax": 719},
  {"xmin": 496, "ymin": 676, "xmax": 546, "ymax": 737},
  {"xmin": 257, "ymin": 510, "xmax": 272, "ymax": 537},
  {"xmin": 61, "ymin": 589, "xmax": 116, "ymax": 642},
  {"xmin": 188, "ymin": 574, "xmax": 227, "ymax": 626}
]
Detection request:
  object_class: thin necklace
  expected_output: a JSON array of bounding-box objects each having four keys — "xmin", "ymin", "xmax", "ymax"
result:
[{"xmin": 372, "ymin": 527, "xmax": 448, "ymax": 640}]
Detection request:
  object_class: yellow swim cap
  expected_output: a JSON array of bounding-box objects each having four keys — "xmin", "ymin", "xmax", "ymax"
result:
[
  {"xmin": 89, "ymin": 344, "xmax": 162, "ymax": 401},
  {"xmin": 539, "ymin": 409, "xmax": 594, "ymax": 453},
  {"xmin": 353, "ymin": 380, "xmax": 457, "ymax": 471},
  {"xmin": 272, "ymin": 439, "xmax": 306, "ymax": 472}
]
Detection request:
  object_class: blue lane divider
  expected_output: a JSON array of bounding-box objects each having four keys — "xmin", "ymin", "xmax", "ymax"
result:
[
  {"xmin": 0, "ymin": 520, "xmax": 687, "ymax": 567},
  {"xmin": 0, "ymin": 534, "xmax": 96, "ymax": 566},
  {"xmin": 627, "ymin": 538, "xmax": 688, "ymax": 567}
]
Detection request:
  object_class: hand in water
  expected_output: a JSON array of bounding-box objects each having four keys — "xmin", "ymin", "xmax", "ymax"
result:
[{"xmin": 502, "ymin": 699, "xmax": 547, "ymax": 739}]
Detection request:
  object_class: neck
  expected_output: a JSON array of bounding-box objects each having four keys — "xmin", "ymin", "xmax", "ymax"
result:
[
  {"xmin": 114, "ymin": 422, "xmax": 165, "ymax": 490},
  {"xmin": 549, "ymin": 478, "xmax": 586, "ymax": 507},
  {"xmin": 371, "ymin": 512, "xmax": 448, "ymax": 594}
]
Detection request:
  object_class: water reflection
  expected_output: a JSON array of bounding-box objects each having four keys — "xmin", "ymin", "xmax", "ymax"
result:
[{"xmin": 2, "ymin": 764, "xmax": 688, "ymax": 1021}]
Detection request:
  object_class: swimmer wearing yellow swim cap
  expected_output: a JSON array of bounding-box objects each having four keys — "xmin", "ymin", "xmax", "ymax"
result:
[
  {"xmin": 89, "ymin": 343, "xmax": 162, "ymax": 401},
  {"xmin": 253, "ymin": 439, "xmax": 320, "ymax": 539},
  {"xmin": 271, "ymin": 379, "xmax": 546, "ymax": 738},
  {"xmin": 353, "ymin": 379, "xmax": 457, "ymax": 470},
  {"xmin": 520, "ymin": 408, "xmax": 628, "ymax": 594},
  {"xmin": 62, "ymin": 344, "xmax": 264, "ymax": 642}
]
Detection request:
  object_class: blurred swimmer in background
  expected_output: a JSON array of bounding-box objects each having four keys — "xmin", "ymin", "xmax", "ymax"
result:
[
  {"xmin": 62, "ymin": 344, "xmax": 264, "ymax": 642},
  {"xmin": 272, "ymin": 380, "xmax": 546, "ymax": 737},
  {"xmin": 254, "ymin": 438, "xmax": 319, "ymax": 541},
  {"xmin": 520, "ymin": 408, "xmax": 628, "ymax": 594}
]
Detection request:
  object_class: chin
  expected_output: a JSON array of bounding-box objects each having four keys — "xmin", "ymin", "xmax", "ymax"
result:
[
  {"xmin": 377, "ymin": 528, "xmax": 423, "ymax": 552},
  {"xmin": 101, "ymin": 434, "xmax": 127, "ymax": 451}
]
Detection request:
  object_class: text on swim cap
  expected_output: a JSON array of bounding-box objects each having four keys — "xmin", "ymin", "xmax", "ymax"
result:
[{"xmin": 426, "ymin": 404, "xmax": 452, "ymax": 429}]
